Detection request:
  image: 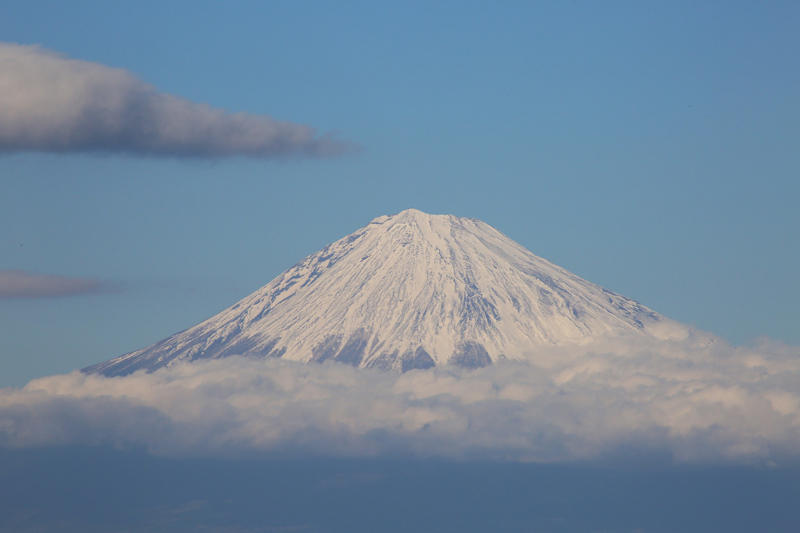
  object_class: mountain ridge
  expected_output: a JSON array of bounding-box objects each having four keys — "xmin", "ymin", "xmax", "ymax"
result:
[{"xmin": 85, "ymin": 208, "xmax": 691, "ymax": 376}]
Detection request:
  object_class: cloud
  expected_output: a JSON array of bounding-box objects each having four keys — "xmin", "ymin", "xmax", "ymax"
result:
[
  {"xmin": 0, "ymin": 43, "xmax": 353, "ymax": 158},
  {"xmin": 0, "ymin": 270, "xmax": 108, "ymax": 298},
  {"xmin": 1, "ymin": 336, "xmax": 799, "ymax": 464}
]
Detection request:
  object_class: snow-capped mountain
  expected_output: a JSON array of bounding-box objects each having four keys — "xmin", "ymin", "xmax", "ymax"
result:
[{"xmin": 86, "ymin": 209, "xmax": 691, "ymax": 376}]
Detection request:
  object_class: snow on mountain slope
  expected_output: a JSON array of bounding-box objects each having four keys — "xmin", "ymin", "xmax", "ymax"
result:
[{"xmin": 85, "ymin": 209, "xmax": 691, "ymax": 376}]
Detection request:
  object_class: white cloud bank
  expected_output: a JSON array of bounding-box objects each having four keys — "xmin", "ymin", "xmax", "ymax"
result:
[
  {"xmin": 1, "ymin": 336, "xmax": 799, "ymax": 464},
  {"xmin": 0, "ymin": 270, "xmax": 107, "ymax": 298},
  {"xmin": 0, "ymin": 43, "xmax": 352, "ymax": 157}
]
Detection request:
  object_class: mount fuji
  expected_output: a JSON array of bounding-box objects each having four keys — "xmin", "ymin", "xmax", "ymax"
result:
[{"xmin": 86, "ymin": 209, "xmax": 692, "ymax": 376}]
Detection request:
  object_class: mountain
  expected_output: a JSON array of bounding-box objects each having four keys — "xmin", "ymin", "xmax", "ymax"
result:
[{"xmin": 85, "ymin": 209, "xmax": 690, "ymax": 376}]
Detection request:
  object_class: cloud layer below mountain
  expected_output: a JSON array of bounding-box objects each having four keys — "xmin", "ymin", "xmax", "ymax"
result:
[
  {"xmin": 2, "ymin": 335, "xmax": 799, "ymax": 464},
  {"xmin": 0, "ymin": 42, "xmax": 352, "ymax": 158}
]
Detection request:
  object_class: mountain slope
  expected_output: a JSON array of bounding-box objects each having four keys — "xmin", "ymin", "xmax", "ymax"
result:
[{"xmin": 86, "ymin": 209, "xmax": 690, "ymax": 376}]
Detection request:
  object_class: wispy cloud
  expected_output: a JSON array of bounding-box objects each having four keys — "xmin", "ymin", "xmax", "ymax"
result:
[
  {"xmin": 1, "ymin": 337, "xmax": 799, "ymax": 464},
  {"xmin": 0, "ymin": 270, "xmax": 108, "ymax": 298},
  {"xmin": 0, "ymin": 43, "xmax": 354, "ymax": 158}
]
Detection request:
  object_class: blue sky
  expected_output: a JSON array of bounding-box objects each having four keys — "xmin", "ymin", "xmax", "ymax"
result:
[{"xmin": 1, "ymin": 0, "xmax": 799, "ymax": 386}]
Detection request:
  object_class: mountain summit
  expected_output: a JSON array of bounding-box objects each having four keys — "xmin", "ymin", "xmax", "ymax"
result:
[{"xmin": 86, "ymin": 209, "xmax": 689, "ymax": 376}]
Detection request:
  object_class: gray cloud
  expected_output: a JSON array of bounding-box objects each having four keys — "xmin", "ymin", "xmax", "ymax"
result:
[
  {"xmin": 1, "ymin": 336, "xmax": 799, "ymax": 464},
  {"xmin": 0, "ymin": 43, "xmax": 353, "ymax": 158},
  {"xmin": 0, "ymin": 270, "xmax": 108, "ymax": 298}
]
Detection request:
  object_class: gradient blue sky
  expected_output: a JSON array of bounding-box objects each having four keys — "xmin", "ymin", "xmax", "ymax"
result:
[{"xmin": 1, "ymin": 0, "xmax": 798, "ymax": 386}]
